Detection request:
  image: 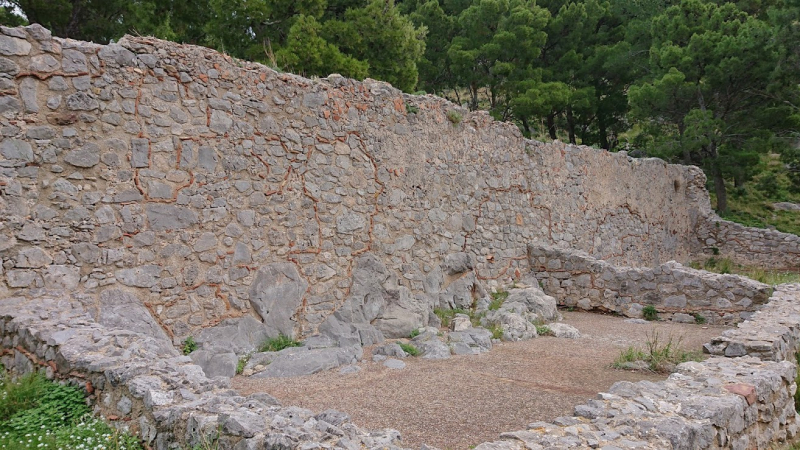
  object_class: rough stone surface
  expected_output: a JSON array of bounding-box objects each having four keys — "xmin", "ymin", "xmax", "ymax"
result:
[
  {"xmin": 0, "ymin": 26, "xmax": 799, "ymax": 450},
  {"xmin": 530, "ymin": 244, "xmax": 771, "ymax": 325}
]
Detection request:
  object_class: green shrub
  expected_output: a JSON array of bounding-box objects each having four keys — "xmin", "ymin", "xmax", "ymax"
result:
[
  {"xmin": 259, "ymin": 334, "xmax": 303, "ymax": 353},
  {"xmin": 535, "ymin": 325, "xmax": 553, "ymax": 336},
  {"xmin": 182, "ymin": 336, "xmax": 198, "ymax": 355},
  {"xmin": 446, "ymin": 110, "xmax": 462, "ymax": 125},
  {"xmin": 398, "ymin": 343, "xmax": 419, "ymax": 356},
  {"xmin": 642, "ymin": 305, "xmax": 659, "ymax": 321},
  {"xmin": 409, "ymin": 328, "xmax": 420, "ymax": 339},
  {"xmin": 405, "ymin": 103, "xmax": 419, "ymax": 114}
]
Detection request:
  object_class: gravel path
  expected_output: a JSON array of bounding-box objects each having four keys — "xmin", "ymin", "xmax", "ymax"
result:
[{"xmin": 233, "ymin": 312, "xmax": 728, "ymax": 449}]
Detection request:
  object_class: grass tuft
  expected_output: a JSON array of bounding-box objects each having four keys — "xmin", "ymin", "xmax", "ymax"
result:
[
  {"xmin": 642, "ymin": 305, "xmax": 659, "ymax": 321},
  {"xmin": 259, "ymin": 334, "xmax": 303, "ymax": 353},
  {"xmin": 398, "ymin": 342, "xmax": 419, "ymax": 356},
  {"xmin": 613, "ymin": 330, "xmax": 702, "ymax": 373}
]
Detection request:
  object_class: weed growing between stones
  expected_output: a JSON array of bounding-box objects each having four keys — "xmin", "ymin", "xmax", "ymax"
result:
[
  {"xmin": 446, "ymin": 110, "xmax": 462, "ymax": 125},
  {"xmin": 399, "ymin": 343, "xmax": 419, "ymax": 356},
  {"xmin": 405, "ymin": 103, "xmax": 419, "ymax": 114},
  {"xmin": 613, "ymin": 330, "xmax": 702, "ymax": 373},
  {"xmin": 434, "ymin": 307, "xmax": 469, "ymax": 328},
  {"xmin": 488, "ymin": 290, "xmax": 508, "ymax": 311},
  {"xmin": 182, "ymin": 336, "xmax": 198, "ymax": 355},
  {"xmin": 236, "ymin": 355, "xmax": 251, "ymax": 375},
  {"xmin": 692, "ymin": 313, "xmax": 707, "ymax": 324},
  {"xmin": 642, "ymin": 305, "xmax": 659, "ymax": 321},
  {"xmin": 486, "ymin": 323, "xmax": 504, "ymax": 340},
  {"xmin": 535, "ymin": 324, "xmax": 553, "ymax": 336},
  {"xmin": 259, "ymin": 334, "xmax": 303, "ymax": 352},
  {"xmin": 409, "ymin": 328, "xmax": 420, "ymax": 339},
  {"xmin": 0, "ymin": 372, "xmax": 141, "ymax": 450}
]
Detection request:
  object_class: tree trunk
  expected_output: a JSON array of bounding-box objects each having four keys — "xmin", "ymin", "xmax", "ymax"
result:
[
  {"xmin": 566, "ymin": 105, "xmax": 576, "ymax": 144},
  {"xmin": 712, "ymin": 164, "xmax": 728, "ymax": 213},
  {"xmin": 547, "ymin": 112, "xmax": 557, "ymax": 140},
  {"xmin": 598, "ymin": 108, "xmax": 609, "ymax": 149},
  {"xmin": 520, "ymin": 116, "xmax": 531, "ymax": 137}
]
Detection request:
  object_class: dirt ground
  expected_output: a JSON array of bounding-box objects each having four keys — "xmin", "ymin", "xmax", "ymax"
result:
[{"xmin": 233, "ymin": 311, "xmax": 728, "ymax": 449}]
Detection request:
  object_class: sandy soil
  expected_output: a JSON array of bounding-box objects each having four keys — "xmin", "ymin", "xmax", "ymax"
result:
[{"xmin": 233, "ymin": 312, "xmax": 728, "ymax": 449}]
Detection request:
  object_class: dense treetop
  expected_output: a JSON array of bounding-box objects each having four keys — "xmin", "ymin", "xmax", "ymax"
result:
[{"xmin": 1, "ymin": 0, "xmax": 799, "ymax": 217}]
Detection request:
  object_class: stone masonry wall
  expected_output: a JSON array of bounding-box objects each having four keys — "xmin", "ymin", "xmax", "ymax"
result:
[
  {"xmin": 4, "ymin": 285, "xmax": 800, "ymax": 449},
  {"xmin": 472, "ymin": 284, "xmax": 800, "ymax": 450},
  {"xmin": 697, "ymin": 215, "xmax": 800, "ymax": 271},
  {"xmin": 0, "ymin": 25, "xmax": 725, "ymax": 341},
  {"xmin": 528, "ymin": 244, "xmax": 773, "ymax": 325}
]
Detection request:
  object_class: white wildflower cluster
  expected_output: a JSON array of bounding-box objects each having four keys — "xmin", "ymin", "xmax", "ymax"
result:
[{"xmin": 0, "ymin": 416, "xmax": 140, "ymax": 450}]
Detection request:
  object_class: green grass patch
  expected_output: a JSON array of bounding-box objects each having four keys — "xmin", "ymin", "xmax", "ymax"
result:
[
  {"xmin": 259, "ymin": 334, "xmax": 303, "ymax": 353},
  {"xmin": 488, "ymin": 290, "xmax": 508, "ymax": 311},
  {"xmin": 0, "ymin": 372, "xmax": 142, "ymax": 449},
  {"xmin": 613, "ymin": 330, "xmax": 703, "ymax": 373},
  {"xmin": 434, "ymin": 307, "xmax": 470, "ymax": 328},
  {"xmin": 236, "ymin": 355, "xmax": 250, "ymax": 375},
  {"xmin": 446, "ymin": 110, "xmax": 462, "ymax": 125},
  {"xmin": 535, "ymin": 324, "xmax": 553, "ymax": 336},
  {"xmin": 486, "ymin": 323, "xmax": 504, "ymax": 340},
  {"xmin": 409, "ymin": 328, "xmax": 420, "ymax": 339},
  {"xmin": 642, "ymin": 305, "xmax": 659, "ymax": 321},
  {"xmin": 398, "ymin": 343, "xmax": 419, "ymax": 356}
]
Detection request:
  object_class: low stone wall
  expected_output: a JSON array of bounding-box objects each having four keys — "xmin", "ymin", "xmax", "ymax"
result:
[
  {"xmin": 472, "ymin": 284, "xmax": 800, "ymax": 450},
  {"xmin": 697, "ymin": 216, "xmax": 800, "ymax": 271},
  {"xmin": 3, "ymin": 287, "xmax": 800, "ymax": 450},
  {"xmin": 527, "ymin": 244, "xmax": 771, "ymax": 325},
  {"xmin": 0, "ymin": 294, "xmax": 407, "ymax": 450}
]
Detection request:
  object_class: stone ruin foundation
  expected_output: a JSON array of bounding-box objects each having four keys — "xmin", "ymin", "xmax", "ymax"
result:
[{"xmin": 1, "ymin": 24, "xmax": 800, "ymax": 449}]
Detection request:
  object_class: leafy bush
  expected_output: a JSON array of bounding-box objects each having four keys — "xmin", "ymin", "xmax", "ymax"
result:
[
  {"xmin": 405, "ymin": 103, "xmax": 419, "ymax": 114},
  {"xmin": 398, "ymin": 343, "xmax": 419, "ymax": 356},
  {"xmin": 535, "ymin": 325, "xmax": 553, "ymax": 336},
  {"xmin": 182, "ymin": 336, "xmax": 197, "ymax": 355},
  {"xmin": 259, "ymin": 334, "xmax": 303, "ymax": 353},
  {"xmin": 642, "ymin": 305, "xmax": 658, "ymax": 321},
  {"xmin": 409, "ymin": 328, "xmax": 420, "ymax": 338}
]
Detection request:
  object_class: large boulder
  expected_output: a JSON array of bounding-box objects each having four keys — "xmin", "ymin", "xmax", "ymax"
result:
[
  {"xmin": 95, "ymin": 289, "xmax": 175, "ymax": 354},
  {"xmin": 411, "ymin": 327, "xmax": 451, "ymax": 360},
  {"xmin": 249, "ymin": 263, "xmax": 308, "ymax": 336},
  {"xmin": 505, "ymin": 286, "xmax": 560, "ymax": 322},
  {"xmin": 251, "ymin": 345, "xmax": 363, "ymax": 378},
  {"xmin": 195, "ymin": 316, "xmax": 271, "ymax": 354},
  {"xmin": 190, "ymin": 350, "xmax": 238, "ymax": 378}
]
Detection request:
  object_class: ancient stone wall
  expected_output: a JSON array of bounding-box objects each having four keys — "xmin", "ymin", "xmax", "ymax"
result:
[
  {"xmin": 528, "ymin": 244, "xmax": 772, "ymax": 325},
  {"xmin": 697, "ymin": 216, "xmax": 800, "ymax": 271},
  {"xmin": 473, "ymin": 284, "xmax": 800, "ymax": 450},
  {"xmin": 0, "ymin": 25, "xmax": 727, "ymax": 342}
]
